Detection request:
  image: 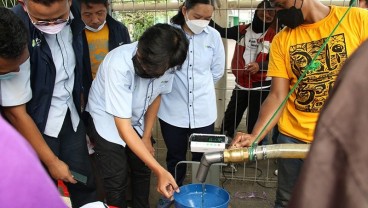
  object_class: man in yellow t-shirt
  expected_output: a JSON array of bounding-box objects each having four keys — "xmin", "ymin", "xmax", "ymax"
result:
[{"xmin": 231, "ymin": 0, "xmax": 368, "ymax": 207}]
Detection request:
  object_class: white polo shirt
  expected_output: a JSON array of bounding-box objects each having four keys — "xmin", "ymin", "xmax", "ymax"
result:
[
  {"xmin": 86, "ymin": 42, "xmax": 174, "ymax": 146},
  {"xmin": 0, "ymin": 58, "xmax": 32, "ymax": 107}
]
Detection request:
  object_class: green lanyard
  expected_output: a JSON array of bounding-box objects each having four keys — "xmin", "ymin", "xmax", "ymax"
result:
[{"xmin": 248, "ymin": 1, "xmax": 355, "ymax": 161}]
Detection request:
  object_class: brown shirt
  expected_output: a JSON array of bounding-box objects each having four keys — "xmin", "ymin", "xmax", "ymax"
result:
[{"xmin": 288, "ymin": 40, "xmax": 368, "ymax": 208}]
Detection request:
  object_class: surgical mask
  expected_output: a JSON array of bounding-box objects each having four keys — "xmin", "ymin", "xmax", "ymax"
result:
[
  {"xmin": 185, "ymin": 13, "xmax": 210, "ymax": 34},
  {"xmin": 0, "ymin": 72, "xmax": 18, "ymax": 80},
  {"xmin": 85, "ymin": 20, "xmax": 106, "ymax": 32},
  {"xmin": 277, "ymin": 0, "xmax": 304, "ymax": 29},
  {"xmin": 26, "ymin": 4, "xmax": 70, "ymax": 35}
]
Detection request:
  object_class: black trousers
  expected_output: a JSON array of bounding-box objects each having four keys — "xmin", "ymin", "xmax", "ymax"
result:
[
  {"xmin": 43, "ymin": 111, "xmax": 97, "ymax": 208},
  {"xmin": 86, "ymin": 114, "xmax": 151, "ymax": 208},
  {"xmin": 221, "ymin": 86, "xmax": 269, "ymax": 141},
  {"xmin": 159, "ymin": 119, "xmax": 214, "ymax": 186}
]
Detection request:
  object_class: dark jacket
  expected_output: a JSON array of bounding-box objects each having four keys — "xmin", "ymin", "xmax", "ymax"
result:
[
  {"xmin": 82, "ymin": 14, "xmax": 131, "ymax": 100},
  {"xmin": 12, "ymin": 4, "xmax": 86, "ymax": 133}
]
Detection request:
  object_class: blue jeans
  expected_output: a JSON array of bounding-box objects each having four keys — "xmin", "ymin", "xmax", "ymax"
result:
[{"xmin": 274, "ymin": 133, "xmax": 305, "ymax": 208}]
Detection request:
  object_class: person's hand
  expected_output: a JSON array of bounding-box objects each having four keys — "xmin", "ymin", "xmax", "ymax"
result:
[
  {"xmin": 156, "ymin": 168, "xmax": 180, "ymax": 199},
  {"xmin": 245, "ymin": 62, "xmax": 260, "ymax": 75},
  {"xmin": 142, "ymin": 137, "xmax": 155, "ymax": 156},
  {"xmin": 229, "ymin": 132, "xmax": 256, "ymax": 148},
  {"xmin": 47, "ymin": 157, "xmax": 77, "ymax": 184}
]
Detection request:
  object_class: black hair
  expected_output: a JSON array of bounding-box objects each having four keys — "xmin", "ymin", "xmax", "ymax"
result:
[
  {"xmin": 171, "ymin": 0, "xmax": 214, "ymax": 26},
  {"xmin": 256, "ymin": 0, "xmax": 273, "ymax": 12},
  {"xmin": 0, "ymin": 7, "xmax": 28, "ymax": 59},
  {"xmin": 136, "ymin": 23, "xmax": 189, "ymax": 77},
  {"xmin": 79, "ymin": 0, "xmax": 108, "ymax": 8},
  {"xmin": 25, "ymin": 0, "xmax": 65, "ymax": 6},
  {"xmin": 251, "ymin": 0, "xmax": 274, "ymax": 33}
]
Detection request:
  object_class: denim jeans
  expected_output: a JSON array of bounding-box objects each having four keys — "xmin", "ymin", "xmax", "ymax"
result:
[{"xmin": 274, "ymin": 133, "xmax": 305, "ymax": 208}]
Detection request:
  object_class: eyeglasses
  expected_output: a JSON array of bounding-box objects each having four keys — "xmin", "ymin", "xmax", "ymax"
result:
[
  {"xmin": 31, "ymin": 18, "xmax": 69, "ymax": 26},
  {"xmin": 25, "ymin": 5, "xmax": 69, "ymax": 26}
]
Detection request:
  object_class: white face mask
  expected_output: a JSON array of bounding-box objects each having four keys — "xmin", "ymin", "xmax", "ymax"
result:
[
  {"xmin": 185, "ymin": 13, "xmax": 210, "ymax": 34},
  {"xmin": 0, "ymin": 72, "xmax": 18, "ymax": 80},
  {"xmin": 85, "ymin": 20, "xmax": 106, "ymax": 32},
  {"xmin": 26, "ymin": 3, "xmax": 70, "ymax": 35},
  {"xmin": 33, "ymin": 21, "xmax": 68, "ymax": 35}
]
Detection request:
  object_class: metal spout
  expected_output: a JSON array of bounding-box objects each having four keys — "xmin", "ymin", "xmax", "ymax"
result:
[
  {"xmin": 196, "ymin": 151, "xmax": 224, "ymax": 183},
  {"xmin": 196, "ymin": 144, "xmax": 310, "ymax": 183}
]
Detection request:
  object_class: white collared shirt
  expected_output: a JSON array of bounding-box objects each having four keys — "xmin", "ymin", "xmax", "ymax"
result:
[
  {"xmin": 86, "ymin": 42, "xmax": 174, "ymax": 146},
  {"xmin": 158, "ymin": 24, "xmax": 226, "ymax": 128},
  {"xmin": 43, "ymin": 16, "xmax": 79, "ymax": 137}
]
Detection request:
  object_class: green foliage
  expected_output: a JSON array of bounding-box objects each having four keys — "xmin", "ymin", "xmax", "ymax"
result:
[
  {"xmin": 114, "ymin": 11, "xmax": 156, "ymax": 41},
  {"xmin": 113, "ymin": 9, "xmax": 177, "ymax": 41}
]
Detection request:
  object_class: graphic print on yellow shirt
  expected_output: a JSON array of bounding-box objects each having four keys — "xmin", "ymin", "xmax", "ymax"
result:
[
  {"xmin": 267, "ymin": 6, "xmax": 368, "ymax": 143},
  {"xmin": 291, "ymin": 33, "xmax": 346, "ymax": 113},
  {"xmin": 86, "ymin": 24, "xmax": 109, "ymax": 79}
]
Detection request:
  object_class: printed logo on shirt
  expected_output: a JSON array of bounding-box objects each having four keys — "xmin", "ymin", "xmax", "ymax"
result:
[
  {"xmin": 248, "ymin": 38, "xmax": 258, "ymax": 49},
  {"xmin": 290, "ymin": 33, "xmax": 347, "ymax": 113},
  {"xmin": 32, "ymin": 38, "xmax": 41, "ymax": 47}
]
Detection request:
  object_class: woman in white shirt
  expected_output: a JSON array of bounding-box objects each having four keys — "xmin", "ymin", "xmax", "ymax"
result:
[{"xmin": 157, "ymin": 0, "xmax": 225, "ymax": 205}]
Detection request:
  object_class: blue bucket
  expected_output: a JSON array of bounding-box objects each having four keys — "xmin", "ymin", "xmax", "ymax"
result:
[{"xmin": 174, "ymin": 183, "xmax": 230, "ymax": 208}]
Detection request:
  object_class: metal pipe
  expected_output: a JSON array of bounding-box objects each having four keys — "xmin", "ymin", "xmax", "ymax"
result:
[
  {"xmin": 196, "ymin": 143, "xmax": 310, "ymax": 183},
  {"xmin": 112, "ymin": 1, "xmax": 350, "ymax": 12},
  {"xmin": 196, "ymin": 151, "xmax": 224, "ymax": 183}
]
